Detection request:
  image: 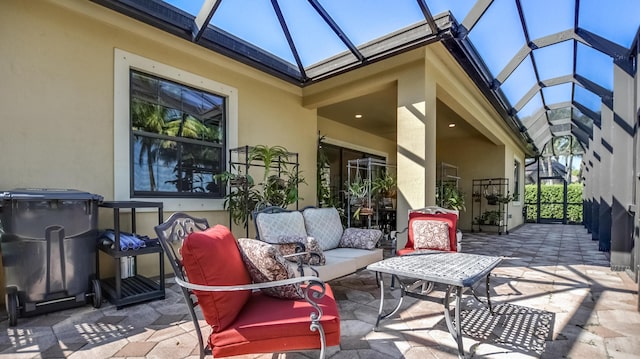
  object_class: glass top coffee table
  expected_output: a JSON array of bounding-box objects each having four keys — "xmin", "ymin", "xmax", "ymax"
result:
[{"xmin": 367, "ymin": 250, "xmax": 502, "ymax": 358}]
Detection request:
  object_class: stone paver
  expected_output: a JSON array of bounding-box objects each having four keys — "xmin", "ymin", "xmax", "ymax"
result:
[{"xmin": 0, "ymin": 224, "xmax": 638, "ymax": 358}]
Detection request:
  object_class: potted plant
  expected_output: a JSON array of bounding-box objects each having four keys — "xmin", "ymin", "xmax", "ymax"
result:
[
  {"xmin": 215, "ymin": 145, "xmax": 305, "ymax": 227},
  {"xmin": 347, "ymin": 177, "xmax": 372, "ymax": 218},
  {"xmin": 438, "ymin": 182, "xmax": 466, "ymax": 212},
  {"xmin": 479, "ymin": 210, "xmax": 501, "ymax": 225},
  {"xmin": 485, "ymin": 193, "xmax": 499, "ymax": 205},
  {"xmin": 371, "ymin": 172, "xmax": 397, "ymax": 208},
  {"xmin": 497, "ymin": 193, "xmax": 514, "ymax": 204}
]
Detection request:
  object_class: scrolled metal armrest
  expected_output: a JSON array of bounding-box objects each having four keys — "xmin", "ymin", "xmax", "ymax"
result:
[
  {"xmin": 282, "ymin": 251, "xmax": 311, "ymax": 259},
  {"xmin": 175, "ymin": 275, "xmax": 324, "ymax": 292}
]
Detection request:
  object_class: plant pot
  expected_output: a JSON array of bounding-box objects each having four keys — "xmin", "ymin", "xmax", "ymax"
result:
[
  {"xmin": 485, "ymin": 195, "xmax": 498, "ymax": 205},
  {"xmin": 359, "ymin": 207, "xmax": 374, "ymax": 216}
]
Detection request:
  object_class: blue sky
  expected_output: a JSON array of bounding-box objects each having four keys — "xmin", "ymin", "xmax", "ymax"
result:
[{"xmin": 163, "ymin": 0, "xmax": 639, "ymax": 135}]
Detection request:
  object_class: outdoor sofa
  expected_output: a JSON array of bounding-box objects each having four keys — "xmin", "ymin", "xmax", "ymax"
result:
[{"xmin": 253, "ymin": 206, "xmax": 384, "ymax": 282}]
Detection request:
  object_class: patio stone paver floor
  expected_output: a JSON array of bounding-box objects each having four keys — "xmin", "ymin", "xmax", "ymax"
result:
[{"xmin": 0, "ymin": 223, "xmax": 638, "ymax": 358}]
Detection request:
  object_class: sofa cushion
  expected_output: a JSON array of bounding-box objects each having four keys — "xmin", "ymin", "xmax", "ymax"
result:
[
  {"xmin": 302, "ymin": 207, "xmax": 344, "ymax": 251},
  {"xmin": 411, "ymin": 219, "xmax": 450, "ymax": 251},
  {"xmin": 339, "ymin": 228, "xmax": 382, "ymax": 250},
  {"xmin": 209, "ymin": 284, "xmax": 341, "ymax": 357},
  {"xmin": 277, "ymin": 236, "xmax": 326, "ymax": 266},
  {"xmin": 237, "ymin": 238, "xmax": 304, "ymax": 300},
  {"xmin": 180, "ymin": 225, "xmax": 251, "ymax": 332},
  {"xmin": 255, "ymin": 211, "xmax": 308, "ymax": 244},
  {"xmin": 296, "ymin": 253, "xmax": 359, "ymax": 282},
  {"xmin": 325, "ymin": 247, "xmax": 384, "ymax": 271}
]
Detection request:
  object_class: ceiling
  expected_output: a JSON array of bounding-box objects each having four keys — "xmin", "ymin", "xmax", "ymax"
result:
[
  {"xmin": 92, "ymin": 0, "xmax": 640, "ymax": 157},
  {"xmin": 318, "ymin": 86, "xmax": 482, "ymax": 142}
]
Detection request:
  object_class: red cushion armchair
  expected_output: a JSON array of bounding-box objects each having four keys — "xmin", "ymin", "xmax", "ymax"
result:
[
  {"xmin": 390, "ymin": 207, "xmax": 461, "ymax": 292},
  {"xmin": 155, "ymin": 212, "xmax": 340, "ymax": 358},
  {"xmin": 397, "ymin": 206, "xmax": 460, "ymax": 255}
]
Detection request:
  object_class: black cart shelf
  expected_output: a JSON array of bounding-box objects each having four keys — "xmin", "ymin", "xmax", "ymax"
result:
[
  {"xmin": 471, "ymin": 178, "xmax": 510, "ymax": 235},
  {"xmin": 97, "ymin": 201, "xmax": 165, "ymax": 309}
]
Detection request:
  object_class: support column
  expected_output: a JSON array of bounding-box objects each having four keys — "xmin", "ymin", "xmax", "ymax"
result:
[
  {"xmin": 396, "ymin": 52, "xmax": 437, "ymax": 249},
  {"xmin": 590, "ymin": 121, "xmax": 601, "ymax": 241},
  {"xmin": 599, "ymin": 105, "xmax": 613, "ymax": 252},
  {"xmin": 582, "ymin": 164, "xmax": 591, "ymax": 232},
  {"xmin": 610, "ymin": 64, "xmax": 636, "ymax": 271}
]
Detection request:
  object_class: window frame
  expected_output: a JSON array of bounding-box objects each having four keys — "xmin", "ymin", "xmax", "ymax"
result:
[
  {"xmin": 513, "ymin": 158, "xmax": 522, "ymax": 204},
  {"xmin": 114, "ymin": 49, "xmax": 238, "ymax": 211}
]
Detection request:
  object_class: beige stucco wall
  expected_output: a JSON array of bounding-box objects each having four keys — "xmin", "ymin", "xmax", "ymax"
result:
[{"xmin": 317, "ymin": 117, "xmax": 397, "ymax": 164}]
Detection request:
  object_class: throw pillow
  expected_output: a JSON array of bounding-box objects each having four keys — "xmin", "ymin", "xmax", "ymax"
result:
[
  {"xmin": 411, "ymin": 219, "xmax": 450, "ymax": 251},
  {"xmin": 255, "ymin": 211, "xmax": 308, "ymax": 244},
  {"xmin": 180, "ymin": 225, "xmax": 251, "ymax": 332},
  {"xmin": 339, "ymin": 228, "xmax": 382, "ymax": 250},
  {"xmin": 302, "ymin": 207, "xmax": 344, "ymax": 251},
  {"xmin": 277, "ymin": 236, "xmax": 326, "ymax": 265},
  {"xmin": 237, "ymin": 238, "xmax": 304, "ymax": 299},
  {"xmin": 407, "ymin": 212, "xmax": 458, "ymax": 252}
]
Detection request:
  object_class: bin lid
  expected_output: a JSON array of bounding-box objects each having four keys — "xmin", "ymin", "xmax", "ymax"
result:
[{"xmin": 0, "ymin": 188, "xmax": 103, "ymax": 201}]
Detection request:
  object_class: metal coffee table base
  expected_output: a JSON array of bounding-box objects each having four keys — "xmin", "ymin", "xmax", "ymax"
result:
[{"xmin": 374, "ymin": 274, "xmax": 495, "ymax": 358}]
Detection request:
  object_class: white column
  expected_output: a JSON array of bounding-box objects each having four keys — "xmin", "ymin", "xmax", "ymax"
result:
[{"xmin": 395, "ymin": 53, "xmax": 437, "ymax": 248}]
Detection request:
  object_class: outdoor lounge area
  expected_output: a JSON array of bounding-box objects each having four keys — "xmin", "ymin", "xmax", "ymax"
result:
[
  {"xmin": 1, "ymin": 1, "xmax": 640, "ymax": 358},
  {"xmin": 1, "ymin": 223, "xmax": 638, "ymax": 358}
]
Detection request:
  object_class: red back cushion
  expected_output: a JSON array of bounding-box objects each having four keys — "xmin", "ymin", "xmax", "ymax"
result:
[
  {"xmin": 180, "ymin": 225, "xmax": 252, "ymax": 332},
  {"xmin": 406, "ymin": 212, "xmax": 457, "ymax": 252}
]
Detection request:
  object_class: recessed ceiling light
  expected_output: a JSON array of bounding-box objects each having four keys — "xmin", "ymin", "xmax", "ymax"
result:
[
  {"xmin": 354, "ymin": 114, "xmax": 363, "ymax": 119},
  {"xmin": 448, "ymin": 123, "xmax": 456, "ymax": 128}
]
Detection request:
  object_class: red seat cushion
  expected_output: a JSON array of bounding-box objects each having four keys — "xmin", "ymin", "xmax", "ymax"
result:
[
  {"xmin": 209, "ymin": 283, "xmax": 341, "ymax": 357},
  {"xmin": 399, "ymin": 212, "xmax": 458, "ymax": 255},
  {"xmin": 180, "ymin": 225, "xmax": 252, "ymax": 332}
]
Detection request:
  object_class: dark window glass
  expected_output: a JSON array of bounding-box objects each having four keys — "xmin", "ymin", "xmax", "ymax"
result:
[
  {"xmin": 514, "ymin": 160, "xmax": 521, "ymax": 201},
  {"xmin": 130, "ymin": 70, "xmax": 225, "ymax": 198}
]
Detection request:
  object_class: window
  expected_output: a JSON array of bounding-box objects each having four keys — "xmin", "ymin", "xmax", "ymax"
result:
[
  {"xmin": 513, "ymin": 159, "xmax": 521, "ymax": 202},
  {"xmin": 130, "ymin": 70, "xmax": 224, "ymax": 198},
  {"xmin": 114, "ymin": 49, "xmax": 238, "ymax": 211}
]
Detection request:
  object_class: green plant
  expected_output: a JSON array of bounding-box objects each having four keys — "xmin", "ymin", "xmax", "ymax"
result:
[
  {"xmin": 215, "ymin": 145, "xmax": 306, "ymax": 226},
  {"xmin": 371, "ymin": 172, "xmax": 397, "ymax": 199},
  {"xmin": 317, "ymin": 135, "xmax": 337, "ymax": 208},
  {"xmin": 214, "ymin": 169, "xmax": 258, "ymax": 226},
  {"xmin": 484, "ymin": 193, "xmax": 512, "ymax": 205},
  {"xmin": 248, "ymin": 145, "xmax": 290, "ymax": 183},
  {"xmin": 438, "ymin": 182, "xmax": 466, "ymax": 212},
  {"xmin": 524, "ymin": 183, "xmax": 583, "ymax": 223},
  {"xmin": 347, "ymin": 177, "xmax": 371, "ymax": 218},
  {"xmin": 485, "ymin": 193, "xmax": 499, "ymax": 205},
  {"xmin": 476, "ymin": 210, "xmax": 501, "ymax": 225}
]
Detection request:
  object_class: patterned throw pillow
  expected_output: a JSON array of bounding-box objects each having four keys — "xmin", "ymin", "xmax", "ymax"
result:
[
  {"xmin": 236, "ymin": 238, "xmax": 304, "ymax": 299},
  {"xmin": 339, "ymin": 228, "xmax": 382, "ymax": 250},
  {"xmin": 302, "ymin": 207, "xmax": 344, "ymax": 251},
  {"xmin": 412, "ymin": 220, "xmax": 450, "ymax": 251},
  {"xmin": 255, "ymin": 211, "xmax": 308, "ymax": 244},
  {"xmin": 277, "ymin": 237, "xmax": 326, "ymax": 265}
]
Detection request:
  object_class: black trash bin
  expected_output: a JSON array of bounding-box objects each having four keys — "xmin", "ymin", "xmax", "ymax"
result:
[{"xmin": 0, "ymin": 188, "xmax": 103, "ymax": 326}]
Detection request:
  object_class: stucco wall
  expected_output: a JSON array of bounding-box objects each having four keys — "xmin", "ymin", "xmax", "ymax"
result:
[{"xmin": 318, "ymin": 116, "xmax": 397, "ymax": 165}]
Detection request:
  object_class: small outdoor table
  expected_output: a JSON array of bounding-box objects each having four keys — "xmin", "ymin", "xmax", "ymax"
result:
[{"xmin": 367, "ymin": 250, "xmax": 502, "ymax": 358}]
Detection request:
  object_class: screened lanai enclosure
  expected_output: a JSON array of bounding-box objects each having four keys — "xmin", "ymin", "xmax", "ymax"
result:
[{"xmin": 92, "ymin": 0, "xmax": 640, "ymax": 278}]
